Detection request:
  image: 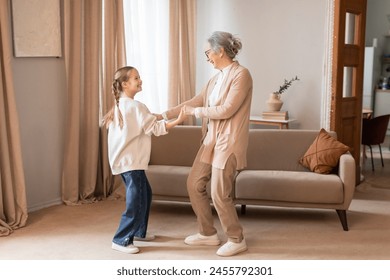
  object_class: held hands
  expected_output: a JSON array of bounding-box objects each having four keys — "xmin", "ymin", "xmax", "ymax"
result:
[
  {"xmin": 153, "ymin": 113, "xmax": 163, "ymax": 121},
  {"xmin": 183, "ymin": 105, "xmax": 195, "ymax": 116},
  {"xmin": 165, "ymin": 107, "xmax": 187, "ymax": 130},
  {"xmin": 157, "ymin": 105, "xmax": 193, "ymax": 123},
  {"xmin": 177, "ymin": 107, "xmax": 188, "ymax": 124}
]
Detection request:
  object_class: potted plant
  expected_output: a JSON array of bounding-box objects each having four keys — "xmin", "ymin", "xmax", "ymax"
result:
[{"xmin": 267, "ymin": 76, "xmax": 300, "ymax": 111}]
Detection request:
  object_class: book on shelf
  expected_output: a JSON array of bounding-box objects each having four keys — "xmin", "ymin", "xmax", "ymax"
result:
[{"xmin": 262, "ymin": 110, "xmax": 289, "ymax": 120}]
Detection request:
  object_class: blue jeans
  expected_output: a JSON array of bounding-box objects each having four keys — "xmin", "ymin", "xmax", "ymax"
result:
[{"xmin": 112, "ymin": 170, "xmax": 152, "ymax": 246}]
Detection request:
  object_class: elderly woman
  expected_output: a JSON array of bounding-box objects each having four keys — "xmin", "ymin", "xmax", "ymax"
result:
[{"xmin": 161, "ymin": 31, "xmax": 253, "ymax": 257}]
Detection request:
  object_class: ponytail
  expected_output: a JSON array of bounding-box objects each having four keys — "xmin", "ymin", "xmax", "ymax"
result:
[{"xmin": 102, "ymin": 66, "xmax": 134, "ymax": 129}]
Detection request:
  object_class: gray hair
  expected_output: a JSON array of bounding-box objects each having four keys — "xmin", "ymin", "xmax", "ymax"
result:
[{"xmin": 207, "ymin": 31, "xmax": 242, "ymax": 59}]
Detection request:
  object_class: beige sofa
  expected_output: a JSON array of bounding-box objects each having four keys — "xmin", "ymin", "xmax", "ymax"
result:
[{"xmin": 146, "ymin": 126, "xmax": 356, "ymax": 231}]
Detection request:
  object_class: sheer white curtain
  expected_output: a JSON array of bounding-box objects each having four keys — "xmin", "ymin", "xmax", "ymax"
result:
[{"xmin": 123, "ymin": 0, "xmax": 169, "ymax": 113}]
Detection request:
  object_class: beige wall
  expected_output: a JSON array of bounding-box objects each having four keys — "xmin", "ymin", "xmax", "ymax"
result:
[
  {"xmin": 8, "ymin": 1, "xmax": 67, "ymax": 211},
  {"xmin": 12, "ymin": 58, "xmax": 67, "ymax": 211}
]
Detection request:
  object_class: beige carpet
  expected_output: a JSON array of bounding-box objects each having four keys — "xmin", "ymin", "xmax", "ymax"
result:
[
  {"xmin": 1, "ymin": 142, "xmax": 390, "ymax": 261},
  {"xmin": 1, "ymin": 169, "xmax": 390, "ymax": 260}
]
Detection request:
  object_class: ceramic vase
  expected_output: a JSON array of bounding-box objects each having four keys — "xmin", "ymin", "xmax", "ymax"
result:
[{"xmin": 266, "ymin": 93, "xmax": 283, "ymax": 111}]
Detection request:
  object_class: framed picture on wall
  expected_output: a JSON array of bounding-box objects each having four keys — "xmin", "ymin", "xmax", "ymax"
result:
[{"xmin": 11, "ymin": 0, "xmax": 62, "ymax": 58}]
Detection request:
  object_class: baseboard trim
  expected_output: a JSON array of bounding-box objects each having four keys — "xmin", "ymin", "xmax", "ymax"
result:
[{"xmin": 28, "ymin": 198, "xmax": 64, "ymax": 213}]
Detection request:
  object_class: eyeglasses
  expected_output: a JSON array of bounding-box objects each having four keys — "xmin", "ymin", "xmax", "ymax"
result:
[{"xmin": 204, "ymin": 49, "xmax": 212, "ymax": 59}]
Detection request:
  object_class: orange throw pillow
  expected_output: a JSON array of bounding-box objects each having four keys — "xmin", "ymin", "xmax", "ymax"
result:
[{"xmin": 299, "ymin": 128, "xmax": 350, "ymax": 174}]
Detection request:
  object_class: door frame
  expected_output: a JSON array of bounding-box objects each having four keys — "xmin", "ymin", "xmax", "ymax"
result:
[{"xmin": 323, "ymin": 0, "xmax": 367, "ymax": 183}]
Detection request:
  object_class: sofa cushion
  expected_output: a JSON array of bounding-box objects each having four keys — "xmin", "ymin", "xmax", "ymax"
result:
[
  {"xmin": 299, "ymin": 128, "xmax": 349, "ymax": 174},
  {"xmin": 149, "ymin": 125, "xmax": 202, "ymax": 166},
  {"xmin": 235, "ymin": 170, "xmax": 344, "ymax": 204},
  {"xmin": 146, "ymin": 165, "xmax": 211, "ymax": 198},
  {"xmin": 146, "ymin": 165, "xmax": 191, "ymax": 197},
  {"xmin": 246, "ymin": 129, "xmax": 337, "ymax": 172}
]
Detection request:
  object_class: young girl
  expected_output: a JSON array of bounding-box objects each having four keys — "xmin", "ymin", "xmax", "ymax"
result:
[{"xmin": 102, "ymin": 66, "xmax": 186, "ymax": 254}]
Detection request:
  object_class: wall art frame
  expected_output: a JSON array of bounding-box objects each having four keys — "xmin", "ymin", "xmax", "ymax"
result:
[{"xmin": 11, "ymin": 0, "xmax": 62, "ymax": 58}]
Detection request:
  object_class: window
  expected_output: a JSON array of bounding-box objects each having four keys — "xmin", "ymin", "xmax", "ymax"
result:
[{"xmin": 123, "ymin": 0, "xmax": 169, "ymax": 113}]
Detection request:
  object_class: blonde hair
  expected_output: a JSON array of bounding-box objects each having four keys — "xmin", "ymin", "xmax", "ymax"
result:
[{"xmin": 102, "ymin": 66, "xmax": 135, "ymax": 129}]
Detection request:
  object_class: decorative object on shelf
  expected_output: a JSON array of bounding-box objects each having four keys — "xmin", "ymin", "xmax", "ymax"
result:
[
  {"xmin": 262, "ymin": 110, "xmax": 289, "ymax": 120},
  {"xmin": 266, "ymin": 93, "xmax": 284, "ymax": 111},
  {"xmin": 266, "ymin": 76, "xmax": 299, "ymax": 111}
]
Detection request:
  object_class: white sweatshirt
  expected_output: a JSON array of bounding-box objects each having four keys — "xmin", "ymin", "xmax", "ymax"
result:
[{"xmin": 108, "ymin": 97, "xmax": 167, "ymax": 175}]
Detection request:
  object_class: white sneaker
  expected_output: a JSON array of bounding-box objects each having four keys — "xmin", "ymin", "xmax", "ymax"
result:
[
  {"xmin": 216, "ymin": 239, "xmax": 247, "ymax": 257},
  {"xmin": 134, "ymin": 234, "xmax": 156, "ymax": 241},
  {"xmin": 111, "ymin": 242, "xmax": 139, "ymax": 254},
  {"xmin": 184, "ymin": 233, "xmax": 221, "ymax": 246}
]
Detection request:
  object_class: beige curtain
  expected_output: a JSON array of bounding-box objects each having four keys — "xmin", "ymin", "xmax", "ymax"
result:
[
  {"xmin": 168, "ymin": 0, "xmax": 197, "ymax": 125},
  {"xmin": 0, "ymin": 0, "xmax": 28, "ymax": 236},
  {"xmin": 98, "ymin": 0, "xmax": 127, "ymax": 200},
  {"xmin": 62, "ymin": 0, "xmax": 126, "ymax": 205}
]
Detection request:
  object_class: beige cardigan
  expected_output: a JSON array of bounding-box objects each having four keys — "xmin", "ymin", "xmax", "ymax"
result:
[{"xmin": 165, "ymin": 61, "xmax": 253, "ymax": 170}]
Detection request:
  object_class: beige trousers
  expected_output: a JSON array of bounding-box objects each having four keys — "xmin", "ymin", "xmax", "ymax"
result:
[{"xmin": 187, "ymin": 145, "xmax": 244, "ymax": 243}]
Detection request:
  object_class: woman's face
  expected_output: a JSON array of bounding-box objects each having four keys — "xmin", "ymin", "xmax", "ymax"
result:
[
  {"xmin": 204, "ymin": 44, "xmax": 222, "ymax": 70},
  {"xmin": 122, "ymin": 69, "xmax": 142, "ymax": 98}
]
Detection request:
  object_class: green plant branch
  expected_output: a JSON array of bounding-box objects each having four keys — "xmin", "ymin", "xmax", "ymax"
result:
[{"xmin": 276, "ymin": 76, "xmax": 300, "ymax": 95}]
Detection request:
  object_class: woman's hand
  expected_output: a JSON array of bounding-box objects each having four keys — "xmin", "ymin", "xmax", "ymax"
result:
[
  {"xmin": 153, "ymin": 113, "xmax": 163, "ymax": 121},
  {"xmin": 165, "ymin": 108, "xmax": 187, "ymax": 130},
  {"xmin": 177, "ymin": 107, "xmax": 188, "ymax": 123},
  {"xmin": 183, "ymin": 105, "xmax": 195, "ymax": 115}
]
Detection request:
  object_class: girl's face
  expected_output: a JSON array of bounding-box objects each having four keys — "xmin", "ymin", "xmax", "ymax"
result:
[{"xmin": 122, "ymin": 69, "xmax": 142, "ymax": 98}]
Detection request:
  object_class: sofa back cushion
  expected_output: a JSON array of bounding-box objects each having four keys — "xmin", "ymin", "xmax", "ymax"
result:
[
  {"xmin": 149, "ymin": 125, "xmax": 202, "ymax": 166},
  {"xmin": 246, "ymin": 129, "xmax": 337, "ymax": 171}
]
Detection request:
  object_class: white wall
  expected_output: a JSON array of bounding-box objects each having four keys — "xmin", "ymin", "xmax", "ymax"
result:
[
  {"xmin": 365, "ymin": 0, "xmax": 390, "ymax": 92},
  {"xmin": 196, "ymin": 0, "xmax": 328, "ymax": 129},
  {"xmin": 366, "ymin": 0, "xmax": 390, "ymax": 52}
]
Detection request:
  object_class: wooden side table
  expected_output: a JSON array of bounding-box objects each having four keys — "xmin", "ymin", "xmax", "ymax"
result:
[{"xmin": 249, "ymin": 116, "xmax": 295, "ymax": 129}]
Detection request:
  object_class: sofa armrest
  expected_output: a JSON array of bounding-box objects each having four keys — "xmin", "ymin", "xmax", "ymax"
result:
[{"xmin": 338, "ymin": 152, "xmax": 356, "ymax": 209}]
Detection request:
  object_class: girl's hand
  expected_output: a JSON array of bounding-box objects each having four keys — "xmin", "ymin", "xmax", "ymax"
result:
[
  {"xmin": 177, "ymin": 107, "xmax": 188, "ymax": 123},
  {"xmin": 183, "ymin": 105, "xmax": 195, "ymax": 115},
  {"xmin": 153, "ymin": 113, "xmax": 163, "ymax": 121},
  {"xmin": 165, "ymin": 108, "xmax": 187, "ymax": 130}
]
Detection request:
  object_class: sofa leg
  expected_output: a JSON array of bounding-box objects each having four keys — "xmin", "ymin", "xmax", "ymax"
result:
[
  {"xmin": 241, "ymin": 205, "xmax": 246, "ymax": 215},
  {"xmin": 336, "ymin": 210, "xmax": 348, "ymax": 231}
]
